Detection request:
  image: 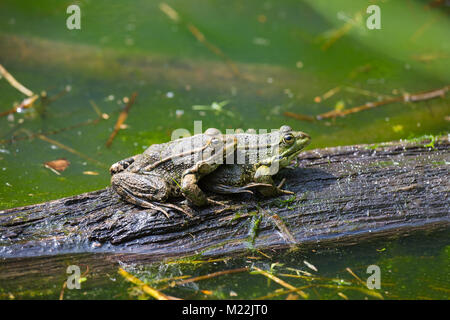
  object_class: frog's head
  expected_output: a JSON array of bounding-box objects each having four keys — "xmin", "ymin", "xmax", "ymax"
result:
[{"xmin": 274, "ymin": 125, "xmax": 311, "ymax": 168}]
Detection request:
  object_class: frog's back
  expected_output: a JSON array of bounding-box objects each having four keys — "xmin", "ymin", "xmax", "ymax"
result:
[{"xmin": 131, "ymin": 134, "xmax": 215, "ymax": 177}]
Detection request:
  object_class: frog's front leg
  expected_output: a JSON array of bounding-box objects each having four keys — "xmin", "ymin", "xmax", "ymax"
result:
[
  {"xmin": 110, "ymin": 155, "xmax": 139, "ymax": 175},
  {"xmin": 181, "ymin": 135, "xmax": 236, "ymax": 206},
  {"xmin": 181, "ymin": 166, "xmax": 224, "ymax": 207},
  {"xmin": 181, "ymin": 173, "xmax": 209, "ymax": 206}
]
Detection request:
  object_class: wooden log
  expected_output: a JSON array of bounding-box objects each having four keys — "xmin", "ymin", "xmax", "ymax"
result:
[{"xmin": 0, "ymin": 137, "xmax": 448, "ymax": 259}]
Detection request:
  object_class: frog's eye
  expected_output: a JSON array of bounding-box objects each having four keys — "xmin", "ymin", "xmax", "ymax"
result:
[
  {"xmin": 283, "ymin": 133, "xmax": 295, "ymax": 144},
  {"xmin": 210, "ymin": 137, "xmax": 220, "ymax": 145}
]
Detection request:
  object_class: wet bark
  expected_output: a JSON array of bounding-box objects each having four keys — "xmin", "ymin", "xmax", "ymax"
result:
[{"xmin": 0, "ymin": 137, "xmax": 448, "ymax": 259}]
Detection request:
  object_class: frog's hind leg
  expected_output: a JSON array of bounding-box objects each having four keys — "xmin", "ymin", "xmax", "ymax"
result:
[
  {"xmin": 111, "ymin": 172, "xmax": 193, "ymax": 218},
  {"xmin": 111, "ymin": 172, "xmax": 171, "ymax": 217}
]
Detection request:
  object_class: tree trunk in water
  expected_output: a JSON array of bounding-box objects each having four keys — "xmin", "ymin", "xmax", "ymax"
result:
[{"xmin": 0, "ymin": 137, "xmax": 448, "ymax": 260}]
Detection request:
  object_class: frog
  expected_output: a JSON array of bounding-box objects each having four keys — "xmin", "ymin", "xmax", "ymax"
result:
[{"xmin": 110, "ymin": 125, "xmax": 310, "ymax": 217}]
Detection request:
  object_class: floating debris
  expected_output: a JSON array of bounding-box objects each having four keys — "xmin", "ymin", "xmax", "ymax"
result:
[
  {"xmin": 192, "ymin": 100, "xmax": 235, "ymax": 117},
  {"xmin": 252, "ymin": 266, "xmax": 308, "ymax": 299},
  {"xmin": 286, "ymin": 85, "xmax": 450, "ymax": 121},
  {"xmin": 118, "ymin": 268, "xmax": 179, "ymax": 300},
  {"xmin": 314, "ymin": 86, "xmax": 341, "ymax": 103},
  {"xmin": 175, "ymin": 109, "xmax": 184, "ymax": 118},
  {"xmin": 39, "ymin": 135, "xmax": 105, "ymax": 167},
  {"xmin": 303, "ymin": 260, "xmax": 318, "ymax": 272},
  {"xmin": 0, "ymin": 63, "xmax": 34, "ymax": 97},
  {"xmin": 253, "ymin": 37, "xmax": 270, "ymax": 46},
  {"xmin": 44, "ymin": 158, "xmax": 70, "ymax": 175},
  {"xmin": 106, "ymin": 92, "xmax": 138, "ymax": 148},
  {"xmin": 173, "ymin": 268, "xmax": 248, "ymax": 287},
  {"xmin": 159, "ymin": 2, "xmax": 240, "ymax": 77},
  {"xmin": 283, "ymin": 111, "xmax": 315, "ymax": 122},
  {"xmin": 338, "ymin": 292, "xmax": 349, "ymax": 300},
  {"xmin": 83, "ymin": 171, "xmax": 99, "ymax": 176}
]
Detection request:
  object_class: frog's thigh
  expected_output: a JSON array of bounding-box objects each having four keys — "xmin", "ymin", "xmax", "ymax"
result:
[{"xmin": 111, "ymin": 172, "xmax": 169, "ymax": 203}]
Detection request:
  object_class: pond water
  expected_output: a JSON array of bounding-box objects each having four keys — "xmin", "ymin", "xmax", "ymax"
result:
[{"xmin": 0, "ymin": 0, "xmax": 448, "ymax": 299}]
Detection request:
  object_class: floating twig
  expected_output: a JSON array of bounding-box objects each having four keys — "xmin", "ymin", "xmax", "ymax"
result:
[
  {"xmin": 316, "ymin": 85, "xmax": 449, "ymax": 120},
  {"xmin": 320, "ymin": 12, "xmax": 362, "ymax": 51},
  {"xmin": 410, "ymin": 16, "xmax": 438, "ymax": 42},
  {"xmin": 0, "ymin": 63, "xmax": 34, "ymax": 97},
  {"xmin": 106, "ymin": 92, "xmax": 137, "ymax": 148},
  {"xmin": 0, "ymin": 63, "xmax": 41, "ymax": 118},
  {"xmin": 172, "ymin": 267, "xmax": 248, "ymax": 286},
  {"xmin": 314, "ymin": 86, "xmax": 341, "ymax": 103},
  {"xmin": 38, "ymin": 134, "xmax": 106, "ymax": 167},
  {"xmin": 283, "ymin": 111, "xmax": 315, "ymax": 122},
  {"xmin": 252, "ymin": 266, "xmax": 308, "ymax": 299},
  {"xmin": 89, "ymin": 100, "xmax": 110, "ymax": 119},
  {"xmin": 345, "ymin": 267, "xmax": 365, "ymax": 286},
  {"xmin": 0, "ymin": 116, "xmax": 104, "ymax": 144},
  {"xmin": 256, "ymin": 285, "xmax": 312, "ymax": 300},
  {"xmin": 159, "ymin": 2, "xmax": 240, "ymax": 77},
  {"xmin": 0, "ymin": 94, "xmax": 39, "ymax": 118},
  {"xmin": 343, "ymin": 86, "xmax": 392, "ymax": 99},
  {"xmin": 286, "ymin": 85, "xmax": 449, "ymax": 122},
  {"xmin": 118, "ymin": 268, "xmax": 180, "ymax": 300}
]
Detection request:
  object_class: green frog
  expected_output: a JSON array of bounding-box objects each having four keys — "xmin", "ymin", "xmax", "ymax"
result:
[{"xmin": 110, "ymin": 125, "xmax": 310, "ymax": 217}]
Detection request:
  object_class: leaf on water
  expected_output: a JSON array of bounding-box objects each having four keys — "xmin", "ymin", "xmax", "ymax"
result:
[{"xmin": 44, "ymin": 158, "xmax": 70, "ymax": 174}]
